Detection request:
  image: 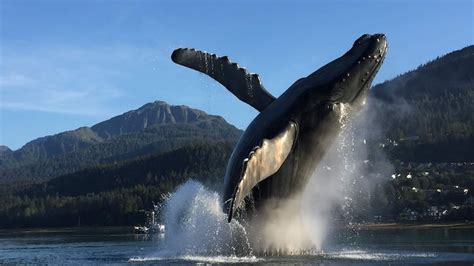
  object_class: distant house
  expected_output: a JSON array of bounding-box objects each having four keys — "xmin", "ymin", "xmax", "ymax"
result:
[
  {"xmin": 426, "ymin": 206, "xmax": 441, "ymax": 220},
  {"xmin": 399, "ymin": 208, "xmax": 419, "ymax": 221}
]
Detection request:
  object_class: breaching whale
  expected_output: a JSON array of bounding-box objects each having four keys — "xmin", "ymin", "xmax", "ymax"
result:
[{"xmin": 172, "ymin": 34, "xmax": 387, "ymax": 222}]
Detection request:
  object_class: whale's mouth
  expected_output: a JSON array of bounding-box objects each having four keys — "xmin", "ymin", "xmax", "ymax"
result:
[
  {"xmin": 298, "ymin": 34, "xmax": 388, "ymax": 106},
  {"xmin": 330, "ymin": 33, "xmax": 388, "ymax": 106},
  {"xmin": 348, "ymin": 34, "xmax": 388, "ymax": 106}
]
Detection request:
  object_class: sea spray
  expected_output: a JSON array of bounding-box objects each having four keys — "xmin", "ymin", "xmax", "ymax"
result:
[
  {"xmin": 300, "ymin": 104, "xmax": 360, "ymax": 249},
  {"xmin": 242, "ymin": 103, "xmax": 357, "ymax": 255},
  {"xmin": 248, "ymin": 195, "xmax": 322, "ymax": 255},
  {"xmin": 301, "ymin": 104, "xmax": 394, "ymax": 249},
  {"xmin": 151, "ymin": 104, "xmax": 392, "ymax": 257},
  {"xmin": 248, "ymin": 103, "xmax": 392, "ymax": 253},
  {"xmin": 156, "ymin": 180, "xmax": 253, "ymax": 257}
]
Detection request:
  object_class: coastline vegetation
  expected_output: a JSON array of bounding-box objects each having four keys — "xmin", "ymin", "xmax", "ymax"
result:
[{"xmin": 0, "ymin": 143, "xmax": 472, "ymax": 228}]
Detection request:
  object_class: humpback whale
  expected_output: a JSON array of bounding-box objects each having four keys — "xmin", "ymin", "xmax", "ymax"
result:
[{"xmin": 172, "ymin": 34, "xmax": 387, "ymax": 222}]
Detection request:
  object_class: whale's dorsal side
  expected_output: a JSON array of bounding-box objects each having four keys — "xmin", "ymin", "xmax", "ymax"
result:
[
  {"xmin": 227, "ymin": 121, "xmax": 298, "ymax": 221},
  {"xmin": 172, "ymin": 48, "xmax": 276, "ymax": 112}
]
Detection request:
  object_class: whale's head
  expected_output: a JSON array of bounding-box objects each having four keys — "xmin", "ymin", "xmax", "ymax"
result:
[{"xmin": 297, "ymin": 33, "xmax": 387, "ymax": 110}]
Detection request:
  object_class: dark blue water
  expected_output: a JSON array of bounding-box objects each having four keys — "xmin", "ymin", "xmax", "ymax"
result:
[{"xmin": 1, "ymin": 226, "xmax": 473, "ymax": 265}]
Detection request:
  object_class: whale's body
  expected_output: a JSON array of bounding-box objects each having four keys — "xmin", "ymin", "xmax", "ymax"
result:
[{"xmin": 172, "ymin": 34, "xmax": 387, "ymax": 222}]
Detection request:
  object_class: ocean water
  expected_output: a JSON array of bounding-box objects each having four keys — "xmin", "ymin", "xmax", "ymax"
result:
[
  {"xmin": 2, "ymin": 181, "xmax": 474, "ymax": 265},
  {"xmin": 1, "ymin": 226, "xmax": 473, "ymax": 265}
]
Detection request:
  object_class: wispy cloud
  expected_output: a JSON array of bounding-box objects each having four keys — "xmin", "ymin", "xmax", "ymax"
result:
[
  {"xmin": 1, "ymin": 84, "xmax": 122, "ymax": 116},
  {"xmin": 0, "ymin": 73, "xmax": 36, "ymax": 88},
  {"xmin": 0, "ymin": 44, "xmax": 154, "ymax": 117}
]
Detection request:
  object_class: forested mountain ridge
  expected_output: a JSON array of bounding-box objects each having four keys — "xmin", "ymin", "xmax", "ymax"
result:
[
  {"xmin": 369, "ymin": 45, "xmax": 474, "ymax": 162},
  {"xmin": 1, "ymin": 101, "xmax": 234, "ymax": 164},
  {"xmin": 0, "ymin": 101, "xmax": 242, "ymax": 181},
  {"xmin": 0, "ymin": 146, "xmax": 12, "ymax": 156},
  {"xmin": 0, "ymin": 141, "xmax": 235, "ymax": 228}
]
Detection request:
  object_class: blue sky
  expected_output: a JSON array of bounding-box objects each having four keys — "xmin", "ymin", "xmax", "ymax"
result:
[{"xmin": 1, "ymin": 0, "xmax": 473, "ymax": 150}]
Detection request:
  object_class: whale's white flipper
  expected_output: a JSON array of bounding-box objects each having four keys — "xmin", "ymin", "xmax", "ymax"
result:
[
  {"xmin": 172, "ymin": 48, "xmax": 276, "ymax": 112},
  {"xmin": 227, "ymin": 121, "xmax": 297, "ymax": 221}
]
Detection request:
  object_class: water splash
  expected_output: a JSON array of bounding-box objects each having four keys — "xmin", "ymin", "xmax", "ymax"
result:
[
  {"xmin": 298, "ymin": 102, "xmax": 379, "ymax": 251},
  {"xmin": 144, "ymin": 102, "xmax": 390, "ymax": 259},
  {"xmin": 243, "ymin": 103, "xmax": 359, "ymax": 255},
  {"xmin": 248, "ymin": 196, "xmax": 323, "ymax": 255},
  {"xmin": 302, "ymin": 103, "xmax": 394, "ymax": 250},
  {"xmin": 156, "ymin": 180, "xmax": 253, "ymax": 257}
]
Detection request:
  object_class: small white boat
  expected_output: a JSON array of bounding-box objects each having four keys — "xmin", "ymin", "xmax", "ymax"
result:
[
  {"xmin": 133, "ymin": 203, "xmax": 166, "ymax": 234},
  {"xmin": 133, "ymin": 226, "xmax": 149, "ymax": 234}
]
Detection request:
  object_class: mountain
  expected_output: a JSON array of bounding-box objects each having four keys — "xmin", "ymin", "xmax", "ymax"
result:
[
  {"xmin": 0, "ymin": 146, "xmax": 12, "ymax": 156},
  {"xmin": 369, "ymin": 45, "xmax": 474, "ymax": 162},
  {"xmin": 2, "ymin": 101, "xmax": 233, "ymax": 164},
  {"xmin": 91, "ymin": 101, "xmax": 206, "ymax": 138},
  {"xmin": 7, "ymin": 127, "xmax": 103, "ymax": 164},
  {"xmin": 0, "ymin": 141, "xmax": 235, "ymax": 228},
  {"xmin": 0, "ymin": 101, "xmax": 242, "ymax": 181}
]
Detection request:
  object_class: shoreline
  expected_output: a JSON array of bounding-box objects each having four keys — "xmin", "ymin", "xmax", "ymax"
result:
[
  {"xmin": 0, "ymin": 226, "xmax": 133, "ymax": 236},
  {"xmin": 1, "ymin": 222, "xmax": 474, "ymax": 234},
  {"xmin": 353, "ymin": 221, "xmax": 474, "ymax": 230}
]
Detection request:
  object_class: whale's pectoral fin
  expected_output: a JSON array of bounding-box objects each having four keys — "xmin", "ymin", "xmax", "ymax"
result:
[
  {"xmin": 227, "ymin": 121, "xmax": 298, "ymax": 222},
  {"xmin": 172, "ymin": 48, "xmax": 276, "ymax": 112}
]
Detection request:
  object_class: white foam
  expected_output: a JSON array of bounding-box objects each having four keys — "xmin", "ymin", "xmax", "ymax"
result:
[
  {"xmin": 129, "ymin": 255, "xmax": 263, "ymax": 263},
  {"xmin": 324, "ymin": 249, "xmax": 437, "ymax": 261}
]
